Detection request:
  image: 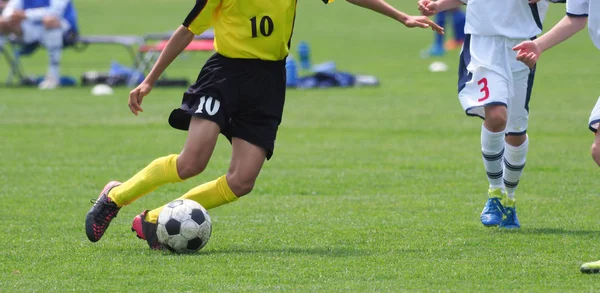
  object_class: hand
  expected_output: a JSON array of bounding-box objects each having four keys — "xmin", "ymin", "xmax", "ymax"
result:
[
  {"xmin": 417, "ymin": 0, "xmax": 438, "ymax": 16},
  {"xmin": 128, "ymin": 82, "xmax": 153, "ymax": 115},
  {"xmin": 403, "ymin": 15, "xmax": 444, "ymax": 35},
  {"xmin": 513, "ymin": 41, "xmax": 541, "ymax": 68},
  {"xmin": 10, "ymin": 10, "xmax": 26, "ymax": 25}
]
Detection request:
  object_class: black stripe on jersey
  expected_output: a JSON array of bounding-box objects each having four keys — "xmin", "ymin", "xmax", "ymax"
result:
[
  {"xmin": 487, "ymin": 171, "xmax": 503, "ymax": 179},
  {"xmin": 482, "ymin": 149, "xmax": 504, "ymax": 161},
  {"xmin": 287, "ymin": 0, "xmax": 298, "ymax": 50},
  {"xmin": 183, "ymin": 0, "xmax": 209, "ymax": 27},
  {"xmin": 529, "ymin": 3, "xmax": 543, "ymax": 30},
  {"xmin": 503, "ymin": 179, "xmax": 519, "ymax": 188},
  {"xmin": 504, "ymin": 159, "xmax": 525, "ymax": 172}
]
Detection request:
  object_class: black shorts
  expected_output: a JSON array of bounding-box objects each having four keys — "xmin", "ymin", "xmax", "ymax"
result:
[{"xmin": 169, "ymin": 53, "xmax": 286, "ymax": 160}]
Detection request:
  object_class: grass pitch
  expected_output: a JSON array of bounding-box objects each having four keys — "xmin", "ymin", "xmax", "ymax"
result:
[{"xmin": 1, "ymin": 1, "xmax": 600, "ymax": 292}]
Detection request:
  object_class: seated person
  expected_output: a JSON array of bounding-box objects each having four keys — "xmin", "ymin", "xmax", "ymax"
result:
[{"xmin": 0, "ymin": 0, "xmax": 78, "ymax": 89}]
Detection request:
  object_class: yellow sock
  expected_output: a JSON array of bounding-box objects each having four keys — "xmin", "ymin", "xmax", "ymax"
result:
[
  {"xmin": 146, "ymin": 175, "xmax": 238, "ymax": 223},
  {"xmin": 109, "ymin": 154, "xmax": 183, "ymax": 206}
]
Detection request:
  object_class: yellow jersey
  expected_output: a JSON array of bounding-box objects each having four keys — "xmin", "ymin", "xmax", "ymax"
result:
[{"xmin": 183, "ymin": 0, "xmax": 332, "ymax": 61}]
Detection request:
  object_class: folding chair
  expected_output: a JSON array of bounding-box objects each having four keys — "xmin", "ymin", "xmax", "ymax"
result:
[{"xmin": 0, "ymin": 39, "xmax": 26, "ymax": 85}]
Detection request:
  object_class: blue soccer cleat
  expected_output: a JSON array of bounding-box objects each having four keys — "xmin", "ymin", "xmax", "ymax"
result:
[
  {"xmin": 480, "ymin": 188, "xmax": 506, "ymax": 227},
  {"xmin": 499, "ymin": 198, "xmax": 520, "ymax": 229}
]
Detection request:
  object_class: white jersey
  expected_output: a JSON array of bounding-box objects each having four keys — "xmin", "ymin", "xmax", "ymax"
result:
[
  {"xmin": 463, "ymin": 0, "xmax": 549, "ymax": 39},
  {"xmin": 567, "ymin": 0, "xmax": 600, "ymax": 49}
]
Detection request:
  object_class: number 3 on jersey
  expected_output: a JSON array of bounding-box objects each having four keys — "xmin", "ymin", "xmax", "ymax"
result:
[
  {"xmin": 477, "ymin": 78, "xmax": 490, "ymax": 102},
  {"xmin": 250, "ymin": 16, "xmax": 274, "ymax": 38}
]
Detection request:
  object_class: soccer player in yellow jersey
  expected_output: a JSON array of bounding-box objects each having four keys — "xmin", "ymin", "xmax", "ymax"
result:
[{"xmin": 85, "ymin": 0, "xmax": 443, "ymax": 249}]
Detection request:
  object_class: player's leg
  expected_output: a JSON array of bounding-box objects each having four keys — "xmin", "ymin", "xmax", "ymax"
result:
[
  {"xmin": 498, "ymin": 68, "xmax": 535, "ymax": 229},
  {"xmin": 85, "ymin": 117, "xmax": 220, "ymax": 243},
  {"xmin": 178, "ymin": 137, "xmax": 265, "ymax": 204},
  {"xmin": 462, "ymin": 76, "xmax": 510, "ymax": 226},
  {"xmin": 591, "ymin": 130, "xmax": 600, "ymax": 167},
  {"xmin": 588, "ymin": 97, "xmax": 600, "ymax": 165},
  {"xmin": 133, "ymin": 137, "xmax": 267, "ymax": 249},
  {"xmin": 112, "ymin": 117, "xmax": 220, "ymax": 205},
  {"xmin": 458, "ymin": 35, "xmax": 511, "ymax": 226},
  {"xmin": 147, "ymin": 137, "xmax": 264, "ymax": 220},
  {"xmin": 501, "ymin": 133, "xmax": 526, "ymax": 229},
  {"xmin": 431, "ymin": 11, "xmax": 446, "ymax": 56},
  {"xmin": 479, "ymin": 104, "xmax": 509, "ymax": 227},
  {"xmin": 579, "ymin": 97, "xmax": 600, "ymax": 273},
  {"xmin": 450, "ymin": 8, "xmax": 465, "ymax": 46}
]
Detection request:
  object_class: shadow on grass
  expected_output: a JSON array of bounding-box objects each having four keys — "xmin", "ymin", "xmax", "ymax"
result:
[
  {"xmin": 514, "ymin": 227, "xmax": 600, "ymax": 236},
  {"xmin": 199, "ymin": 246, "xmax": 373, "ymax": 257}
]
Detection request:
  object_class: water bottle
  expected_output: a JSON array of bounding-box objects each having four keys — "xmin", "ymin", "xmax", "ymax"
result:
[
  {"xmin": 285, "ymin": 55, "xmax": 298, "ymax": 87},
  {"xmin": 297, "ymin": 41, "xmax": 311, "ymax": 70}
]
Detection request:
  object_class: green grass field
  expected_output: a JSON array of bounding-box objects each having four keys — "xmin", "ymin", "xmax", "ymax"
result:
[{"xmin": 2, "ymin": 0, "xmax": 600, "ymax": 292}]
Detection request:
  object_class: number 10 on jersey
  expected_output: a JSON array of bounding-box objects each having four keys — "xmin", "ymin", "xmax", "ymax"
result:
[{"xmin": 250, "ymin": 16, "xmax": 274, "ymax": 38}]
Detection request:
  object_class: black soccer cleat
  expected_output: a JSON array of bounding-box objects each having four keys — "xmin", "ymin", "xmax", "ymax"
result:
[
  {"xmin": 131, "ymin": 210, "xmax": 163, "ymax": 250},
  {"xmin": 85, "ymin": 181, "xmax": 122, "ymax": 242}
]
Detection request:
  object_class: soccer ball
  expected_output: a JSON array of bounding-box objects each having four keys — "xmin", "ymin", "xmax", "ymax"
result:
[{"xmin": 157, "ymin": 199, "xmax": 212, "ymax": 253}]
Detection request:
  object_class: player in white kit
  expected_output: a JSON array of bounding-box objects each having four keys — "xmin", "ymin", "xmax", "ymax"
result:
[
  {"xmin": 513, "ymin": 0, "xmax": 600, "ymax": 273},
  {"xmin": 418, "ymin": 0, "xmax": 549, "ymax": 229}
]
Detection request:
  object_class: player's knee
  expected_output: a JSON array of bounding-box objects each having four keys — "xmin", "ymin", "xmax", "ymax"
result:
[
  {"xmin": 484, "ymin": 106, "xmax": 508, "ymax": 131},
  {"xmin": 0, "ymin": 17, "xmax": 10, "ymax": 33},
  {"xmin": 505, "ymin": 134, "xmax": 526, "ymax": 147},
  {"xmin": 176, "ymin": 158, "xmax": 207, "ymax": 180},
  {"xmin": 591, "ymin": 142, "xmax": 600, "ymax": 167},
  {"xmin": 42, "ymin": 16, "xmax": 60, "ymax": 29},
  {"xmin": 226, "ymin": 173, "xmax": 256, "ymax": 197}
]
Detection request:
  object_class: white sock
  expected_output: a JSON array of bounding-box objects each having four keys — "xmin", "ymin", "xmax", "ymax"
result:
[
  {"xmin": 504, "ymin": 136, "xmax": 528, "ymax": 199},
  {"xmin": 47, "ymin": 48, "xmax": 61, "ymax": 78},
  {"xmin": 42, "ymin": 29, "xmax": 62, "ymax": 79},
  {"xmin": 481, "ymin": 124, "xmax": 505, "ymax": 190}
]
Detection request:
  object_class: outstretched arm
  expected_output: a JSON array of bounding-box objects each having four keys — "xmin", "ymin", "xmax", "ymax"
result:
[
  {"xmin": 128, "ymin": 26, "xmax": 194, "ymax": 115},
  {"xmin": 512, "ymin": 15, "xmax": 588, "ymax": 68},
  {"xmin": 143, "ymin": 26, "xmax": 194, "ymax": 86},
  {"xmin": 531, "ymin": 15, "xmax": 587, "ymax": 52},
  {"xmin": 346, "ymin": 0, "xmax": 444, "ymax": 34},
  {"xmin": 418, "ymin": 0, "xmax": 465, "ymax": 16}
]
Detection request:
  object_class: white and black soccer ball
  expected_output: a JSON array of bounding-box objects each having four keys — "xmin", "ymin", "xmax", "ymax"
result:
[{"xmin": 157, "ymin": 199, "xmax": 212, "ymax": 253}]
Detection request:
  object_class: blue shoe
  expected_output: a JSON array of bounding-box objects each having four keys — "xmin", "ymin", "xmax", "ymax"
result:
[
  {"xmin": 428, "ymin": 45, "xmax": 445, "ymax": 57},
  {"xmin": 419, "ymin": 45, "xmax": 445, "ymax": 58},
  {"xmin": 499, "ymin": 198, "xmax": 520, "ymax": 229},
  {"xmin": 480, "ymin": 189, "xmax": 505, "ymax": 227}
]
